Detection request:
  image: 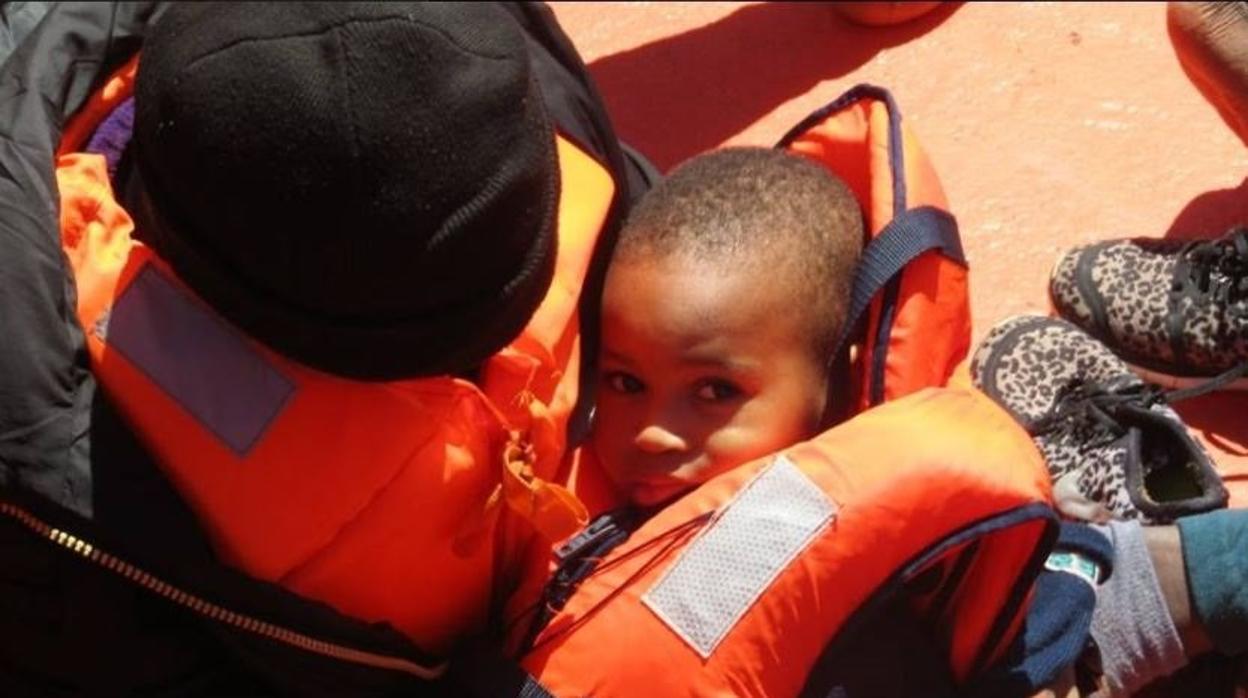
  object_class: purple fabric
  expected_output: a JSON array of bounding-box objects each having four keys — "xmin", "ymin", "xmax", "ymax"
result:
[{"xmin": 83, "ymin": 97, "xmax": 135, "ymax": 180}]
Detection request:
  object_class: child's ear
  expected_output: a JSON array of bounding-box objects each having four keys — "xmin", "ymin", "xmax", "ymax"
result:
[
  {"xmin": 818, "ymin": 344, "xmax": 853, "ymax": 430},
  {"xmin": 567, "ymin": 387, "xmax": 598, "ymax": 447}
]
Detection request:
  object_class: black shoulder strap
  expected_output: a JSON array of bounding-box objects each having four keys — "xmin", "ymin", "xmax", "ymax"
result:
[
  {"xmin": 832, "ymin": 206, "xmax": 965, "ymax": 368},
  {"xmin": 833, "ymin": 206, "xmax": 966, "ymax": 416},
  {"xmin": 821, "ymin": 206, "xmax": 964, "ymax": 425}
]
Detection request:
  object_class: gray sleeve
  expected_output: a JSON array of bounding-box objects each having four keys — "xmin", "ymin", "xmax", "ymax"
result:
[{"xmin": 1090, "ymin": 519, "xmax": 1189, "ymax": 696}]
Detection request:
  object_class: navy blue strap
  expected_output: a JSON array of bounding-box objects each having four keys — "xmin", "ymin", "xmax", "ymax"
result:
[
  {"xmin": 776, "ymin": 84, "xmax": 907, "ymax": 217},
  {"xmin": 830, "ymin": 206, "xmax": 965, "ymax": 367},
  {"xmin": 801, "ymin": 503, "xmax": 1058, "ymax": 697}
]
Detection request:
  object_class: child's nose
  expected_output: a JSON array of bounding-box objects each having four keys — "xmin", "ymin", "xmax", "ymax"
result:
[{"xmin": 634, "ymin": 424, "xmax": 688, "ymax": 454}]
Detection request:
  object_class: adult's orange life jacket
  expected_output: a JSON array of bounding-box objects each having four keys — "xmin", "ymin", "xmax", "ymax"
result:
[
  {"xmin": 54, "ymin": 56, "xmax": 614, "ymax": 663},
  {"xmin": 519, "ymin": 388, "xmax": 1057, "ymax": 698},
  {"xmin": 778, "ymin": 84, "xmax": 971, "ymax": 421}
]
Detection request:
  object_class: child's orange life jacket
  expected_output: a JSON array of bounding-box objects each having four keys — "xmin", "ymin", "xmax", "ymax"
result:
[
  {"xmin": 520, "ymin": 388, "xmax": 1056, "ymax": 697},
  {"xmin": 504, "ymin": 86, "xmax": 1049, "ymax": 698}
]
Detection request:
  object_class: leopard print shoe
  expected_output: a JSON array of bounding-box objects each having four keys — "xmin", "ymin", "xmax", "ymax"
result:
[
  {"xmin": 1049, "ymin": 227, "xmax": 1248, "ymax": 390},
  {"xmin": 971, "ymin": 315, "xmax": 1227, "ymax": 524}
]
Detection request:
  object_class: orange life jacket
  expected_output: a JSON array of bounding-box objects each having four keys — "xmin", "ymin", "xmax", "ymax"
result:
[
  {"xmin": 779, "ymin": 84, "xmax": 971, "ymax": 419},
  {"xmin": 56, "ymin": 56, "xmax": 614, "ymax": 657},
  {"xmin": 520, "ymin": 388, "xmax": 1056, "ymax": 697}
]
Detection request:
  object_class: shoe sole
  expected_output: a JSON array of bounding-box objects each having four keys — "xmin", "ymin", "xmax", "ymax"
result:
[
  {"xmin": 1127, "ymin": 362, "xmax": 1248, "ymax": 392},
  {"xmin": 1045, "ymin": 248, "xmax": 1071, "ymax": 313}
]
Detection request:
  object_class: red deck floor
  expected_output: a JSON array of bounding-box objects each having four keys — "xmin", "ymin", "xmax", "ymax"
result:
[{"xmin": 552, "ymin": 1, "xmax": 1248, "ymax": 505}]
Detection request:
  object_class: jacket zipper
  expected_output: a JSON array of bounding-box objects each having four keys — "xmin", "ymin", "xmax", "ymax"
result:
[{"xmin": 0, "ymin": 499, "xmax": 447, "ymax": 680}]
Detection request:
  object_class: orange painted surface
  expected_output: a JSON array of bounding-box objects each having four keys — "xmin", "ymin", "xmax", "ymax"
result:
[{"xmin": 551, "ymin": 1, "xmax": 1248, "ymax": 504}]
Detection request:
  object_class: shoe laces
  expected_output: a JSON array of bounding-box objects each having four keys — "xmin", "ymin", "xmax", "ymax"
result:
[
  {"xmin": 1030, "ymin": 361, "xmax": 1248, "ymax": 446},
  {"xmin": 1029, "ymin": 379, "xmax": 1164, "ymax": 448},
  {"xmin": 1174, "ymin": 227, "xmax": 1248, "ymax": 310}
]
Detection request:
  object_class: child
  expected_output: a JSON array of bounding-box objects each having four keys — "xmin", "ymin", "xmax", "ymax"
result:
[{"xmin": 591, "ymin": 146, "xmax": 862, "ymax": 507}]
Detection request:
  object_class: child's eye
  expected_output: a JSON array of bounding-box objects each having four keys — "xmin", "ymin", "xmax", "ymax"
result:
[
  {"xmin": 695, "ymin": 379, "xmax": 742, "ymax": 402},
  {"xmin": 605, "ymin": 371, "xmax": 645, "ymax": 394}
]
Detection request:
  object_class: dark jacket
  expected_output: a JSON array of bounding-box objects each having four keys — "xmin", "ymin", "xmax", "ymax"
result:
[{"xmin": 0, "ymin": 4, "xmax": 649, "ymax": 696}]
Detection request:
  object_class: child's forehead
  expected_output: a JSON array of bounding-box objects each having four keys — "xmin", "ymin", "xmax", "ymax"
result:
[
  {"xmin": 603, "ymin": 255, "xmax": 806, "ymax": 345},
  {"xmin": 615, "ymin": 244, "xmax": 793, "ymax": 284}
]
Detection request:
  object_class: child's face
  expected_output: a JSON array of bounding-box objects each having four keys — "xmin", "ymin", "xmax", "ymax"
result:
[{"xmin": 592, "ymin": 255, "xmax": 829, "ymax": 507}]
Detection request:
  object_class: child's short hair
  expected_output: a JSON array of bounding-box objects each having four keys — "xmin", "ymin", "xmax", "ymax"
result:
[{"xmin": 616, "ymin": 147, "xmax": 863, "ymax": 361}]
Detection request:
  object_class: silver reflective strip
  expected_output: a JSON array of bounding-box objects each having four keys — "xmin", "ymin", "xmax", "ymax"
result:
[
  {"xmin": 642, "ymin": 455, "xmax": 837, "ymax": 658},
  {"xmin": 105, "ymin": 265, "xmax": 295, "ymax": 455}
]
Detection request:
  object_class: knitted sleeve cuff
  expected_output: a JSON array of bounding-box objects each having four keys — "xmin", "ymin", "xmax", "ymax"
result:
[
  {"xmin": 1091, "ymin": 519, "xmax": 1188, "ymax": 696},
  {"xmin": 1177, "ymin": 508, "xmax": 1248, "ymax": 656}
]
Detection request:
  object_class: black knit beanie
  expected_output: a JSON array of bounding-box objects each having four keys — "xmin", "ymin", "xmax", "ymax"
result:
[{"xmin": 130, "ymin": 2, "xmax": 559, "ymax": 380}]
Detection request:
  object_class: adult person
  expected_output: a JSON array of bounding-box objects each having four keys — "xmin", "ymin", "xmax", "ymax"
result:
[
  {"xmin": 1033, "ymin": 3, "xmax": 1248, "ymax": 693},
  {"xmin": 0, "ymin": 3, "xmax": 647, "ymax": 695}
]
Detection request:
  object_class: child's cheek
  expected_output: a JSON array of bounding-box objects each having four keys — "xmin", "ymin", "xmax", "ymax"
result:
[
  {"xmin": 589, "ymin": 425, "xmax": 631, "ymax": 489},
  {"xmin": 699, "ymin": 427, "xmax": 763, "ymax": 479}
]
